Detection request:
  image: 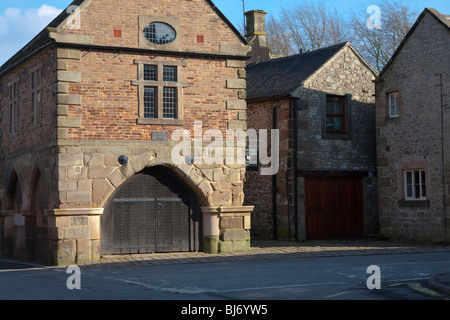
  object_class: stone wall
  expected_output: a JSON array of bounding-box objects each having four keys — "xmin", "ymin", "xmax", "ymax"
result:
[
  {"xmin": 375, "ymin": 11, "xmax": 450, "ymax": 242},
  {"xmin": 246, "ymin": 44, "xmax": 378, "ymax": 240}
]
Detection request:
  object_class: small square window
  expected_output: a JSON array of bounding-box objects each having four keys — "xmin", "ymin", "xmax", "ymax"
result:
[
  {"xmin": 163, "ymin": 66, "xmax": 177, "ymax": 82},
  {"xmin": 389, "ymin": 92, "xmax": 399, "ymax": 118},
  {"xmin": 144, "ymin": 65, "xmax": 157, "ymax": 81}
]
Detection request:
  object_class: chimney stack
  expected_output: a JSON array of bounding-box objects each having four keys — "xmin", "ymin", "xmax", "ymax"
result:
[{"xmin": 245, "ymin": 10, "xmax": 270, "ymax": 63}]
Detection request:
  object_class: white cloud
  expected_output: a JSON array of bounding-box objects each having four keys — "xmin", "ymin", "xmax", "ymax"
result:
[{"xmin": 0, "ymin": 5, "xmax": 62, "ymax": 65}]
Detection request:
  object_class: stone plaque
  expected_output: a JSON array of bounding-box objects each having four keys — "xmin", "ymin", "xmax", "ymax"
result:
[{"xmin": 152, "ymin": 131, "xmax": 169, "ymax": 141}]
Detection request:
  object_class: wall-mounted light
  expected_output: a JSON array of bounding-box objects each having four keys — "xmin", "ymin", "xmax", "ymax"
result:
[{"xmin": 118, "ymin": 155, "xmax": 128, "ymax": 165}]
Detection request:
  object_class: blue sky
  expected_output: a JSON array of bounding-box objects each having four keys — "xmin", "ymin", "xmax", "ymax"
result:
[{"xmin": 0, "ymin": 0, "xmax": 449, "ymax": 66}]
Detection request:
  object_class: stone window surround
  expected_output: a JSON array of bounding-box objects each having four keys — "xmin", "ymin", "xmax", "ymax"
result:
[
  {"xmin": 132, "ymin": 59, "xmax": 188, "ymax": 126},
  {"xmin": 321, "ymin": 91, "xmax": 352, "ymax": 140},
  {"xmin": 397, "ymin": 160, "xmax": 430, "ymax": 207},
  {"xmin": 138, "ymin": 16, "xmax": 181, "ymax": 51}
]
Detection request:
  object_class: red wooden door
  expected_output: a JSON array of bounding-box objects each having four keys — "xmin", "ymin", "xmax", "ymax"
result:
[{"xmin": 305, "ymin": 178, "xmax": 363, "ymax": 239}]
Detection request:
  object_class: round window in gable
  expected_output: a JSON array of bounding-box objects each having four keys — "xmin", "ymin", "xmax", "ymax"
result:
[{"xmin": 143, "ymin": 22, "xmax": 176, "ymax": 45}]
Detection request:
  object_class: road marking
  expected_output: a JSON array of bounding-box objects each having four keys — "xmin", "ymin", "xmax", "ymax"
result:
[
  {"xmin": 407, "ymin": 282, "xmax": 443, "ymax": 298},
  {"xmin": 324, "ymin": 291, "xmax": 351, "ymax": 299}
]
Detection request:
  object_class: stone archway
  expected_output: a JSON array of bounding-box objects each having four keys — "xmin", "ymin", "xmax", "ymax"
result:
[{"xmin": 100, "ymin": 165, "xmax": 202, "ymax": 254}]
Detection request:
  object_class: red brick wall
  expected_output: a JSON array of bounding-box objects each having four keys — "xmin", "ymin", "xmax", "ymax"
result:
[
  {"xmin": 0, "ymin": 48, "xmax": 57, "ymax": 154},
  {"xmin": 60, "ymin": 0, "xmax": 244, "ymax": 54},
  {"xmin": 66, "ymin": 53, "xmax": 239, "ymax": 140}
]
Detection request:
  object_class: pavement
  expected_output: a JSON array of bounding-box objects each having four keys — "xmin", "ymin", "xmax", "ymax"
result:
[{"xmin": 2, "ymin": 239, "xmax": 450, "ymax": 295}]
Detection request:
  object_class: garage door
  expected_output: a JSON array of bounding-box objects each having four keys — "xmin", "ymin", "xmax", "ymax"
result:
[
  {"xmin": 305, "ymin": 178, "xmax": 363, "ymax": 239},
  {"xmin": 101, "ymin": 166, "xmax": 201, "ymax": 255}
]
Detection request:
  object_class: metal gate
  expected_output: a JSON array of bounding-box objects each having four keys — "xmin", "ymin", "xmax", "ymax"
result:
[{"xmin": 101, "ymin": 166, "xmax": 201, "ymax": 254}]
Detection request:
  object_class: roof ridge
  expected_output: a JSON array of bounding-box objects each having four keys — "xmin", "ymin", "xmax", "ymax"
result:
[{"xmin": 248, "ymin": 42, "xmax": 348, "ymax": 68}]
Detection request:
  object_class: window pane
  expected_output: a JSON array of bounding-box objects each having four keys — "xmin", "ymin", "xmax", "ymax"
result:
[
  {"xmin": 326, "ymin": 116, "xmax": 343, "ymax": 132},
  {"xmin": 144, "ymin": 87, "xmax": 156, "ymax": 118},
  {"xmin": 35, "ymin": 91, "xmax": 42, "ymax": 124},
  {"xmin": 390, "ymin": 93, "xmax": 399, "ymax": 116},
  {"xmin": 163, "ymin": 87, "xmax": 177, "ymax": 119},
  {"xmin": 31, "ymin": 72, "xmax": 36, "ymax": 89},
  {"xmin": 163, "ymin": 66, "xmax": 177, "ymax": 82},
  {"xmin": 406, "ymin": 171, "xmax": 413, "ymax": 198},
  {"xmin": 144, "ymin": 65, "xmax": 157, "ymax": 81},
  {"xmin": 421, "ymin": 171, "xmax": 426, "ymax": 197},
  {"xmin": 414, "ymin": 171, "xmax": 421, "ymax": 199},
  {"xmin": 326, "ymin": 97, "xmax": 344, "ymax": 114},
  {"xmin": 143, "ymin": 22, "xmax": 176, "ymax": 45}
]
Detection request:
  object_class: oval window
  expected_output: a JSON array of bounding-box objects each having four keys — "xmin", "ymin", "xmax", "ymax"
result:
[{"xmin": 143, "ymin": 22, "xmax": 176, "ymax": 45}]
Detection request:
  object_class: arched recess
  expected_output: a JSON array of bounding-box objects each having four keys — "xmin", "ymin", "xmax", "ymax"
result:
[
  {"xmin": 101, "ymin": 165, "xmax": 202, "ymax": 255},
  {"xmin": 6, "ymin": 170, "xmax": 21, "ymax": 212},
  {"xmin": 29, "ymin": 167, "xmax": 50, "ymax": 261}
]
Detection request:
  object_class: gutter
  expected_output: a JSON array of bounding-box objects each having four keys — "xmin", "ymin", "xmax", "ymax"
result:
[
  {"xmin": 292, "ymin": 97, "xmax": 299, "ymax": 241},
  {"xmin": 439, "ymin": 73, "xmax": 447, "ymax": 242}
]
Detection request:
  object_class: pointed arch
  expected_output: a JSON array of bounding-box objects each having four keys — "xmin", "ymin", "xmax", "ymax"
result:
[{"xmin": 6, "ymin": 170, "xmax": 21, "ymax": 212}]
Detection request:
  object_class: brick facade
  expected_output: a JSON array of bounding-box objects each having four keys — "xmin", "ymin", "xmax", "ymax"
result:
[
  {"xmin": 0, "ymin": 0, "xmax": 253, "ymax": 265},
  {"xmin": 375, "ymin": 8, "xmax": 450, "ymax": 242}
]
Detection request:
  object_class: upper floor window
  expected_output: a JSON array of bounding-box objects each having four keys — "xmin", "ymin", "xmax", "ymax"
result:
[
  {"xmin": 132, "ymin": 59, "xmax": 188, "ymax": 125},
  {"xmin": 321, "ymin": 93, "xmax": 352, "ymax": 140},
  {"xmin": 325, "ymin": 95, "xmax": 346, "ymax": 134},
  {"xmin": 8, "ymin": 79, "xmax": 19, "ymax": 136},
  {"xmin": 388, "ymin": 92, "xmax": 399, "ymax": 118},
  {"xmin": 139, "ymin": 16, "xmax": 180, "ymax": 51},
  {"xmin": 30, "ymin": 67, "xmax": 42, "ymax": 125}
]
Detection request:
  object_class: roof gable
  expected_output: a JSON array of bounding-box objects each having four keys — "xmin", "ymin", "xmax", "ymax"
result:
[
  {"xmin": 247, "ymin": 42, "xmax": 348, "ymax": 101},
  {"xmin": 0, "ymin": 0, "xmax": 245, "ymax": 76},
  {"xmin": 376, "ymin": 8, "xmax": 450, "ymax": 81}
]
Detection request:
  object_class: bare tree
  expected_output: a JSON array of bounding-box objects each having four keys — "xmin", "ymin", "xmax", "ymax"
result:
[
  {"xmin": 264, "ymin": 0, "xmax": 417, "ymax": 72},
  {"xmin": 266, "ymin": 15, "xmax": 294, "ymax": 57},
  {"xmin": 267, "ymin": 0, "xmax": 351, "ymax": 55},
  {"xmin": 349, "ymin": 0, "xmax": 418, "ymax": 72}
]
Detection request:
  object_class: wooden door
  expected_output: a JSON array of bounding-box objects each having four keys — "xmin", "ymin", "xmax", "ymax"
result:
[
  {"xmin": 101, "ymin": 166, "xmax": 201, "ymax": 255},
  {"xmin": 305, "ymin": 178, "xmax": 363, "ymax": 239}
]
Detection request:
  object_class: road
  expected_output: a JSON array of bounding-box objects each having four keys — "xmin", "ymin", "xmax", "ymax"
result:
[{"xmin": 1, "ymin": 250, "xmax": 449, "ymax": 304}]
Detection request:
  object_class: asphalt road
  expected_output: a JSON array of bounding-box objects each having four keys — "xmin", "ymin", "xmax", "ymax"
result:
[{"xmin": 1, "ymin": 250, "xmax": 449, "ymax": 303}]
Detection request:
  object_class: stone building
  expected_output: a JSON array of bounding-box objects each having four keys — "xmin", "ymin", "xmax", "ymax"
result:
[
  {"xmin": 244, "ymin": 11, "xmax": 378, "ymax": 240},
  {"xmin": 375, "ymin": 8, "xmax": 450, "ymax": 242},
  {"xmin": 0, "ymin": 0, "xmax": 254, "ymax": 265}
]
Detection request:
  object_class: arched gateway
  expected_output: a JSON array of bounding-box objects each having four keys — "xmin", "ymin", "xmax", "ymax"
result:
[{"xmin": 100, "ymin": 166, "xmax": 201, "ymax": 255}]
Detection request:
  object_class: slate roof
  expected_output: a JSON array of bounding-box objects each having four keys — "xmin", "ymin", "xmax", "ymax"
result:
[
  {"xmin": 246, "ymin": 42, "xmax": 348, "ymax": 101},
  {"xmin": 0, "ymin": 0, "xmax": 246, "ymax": 77}
]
